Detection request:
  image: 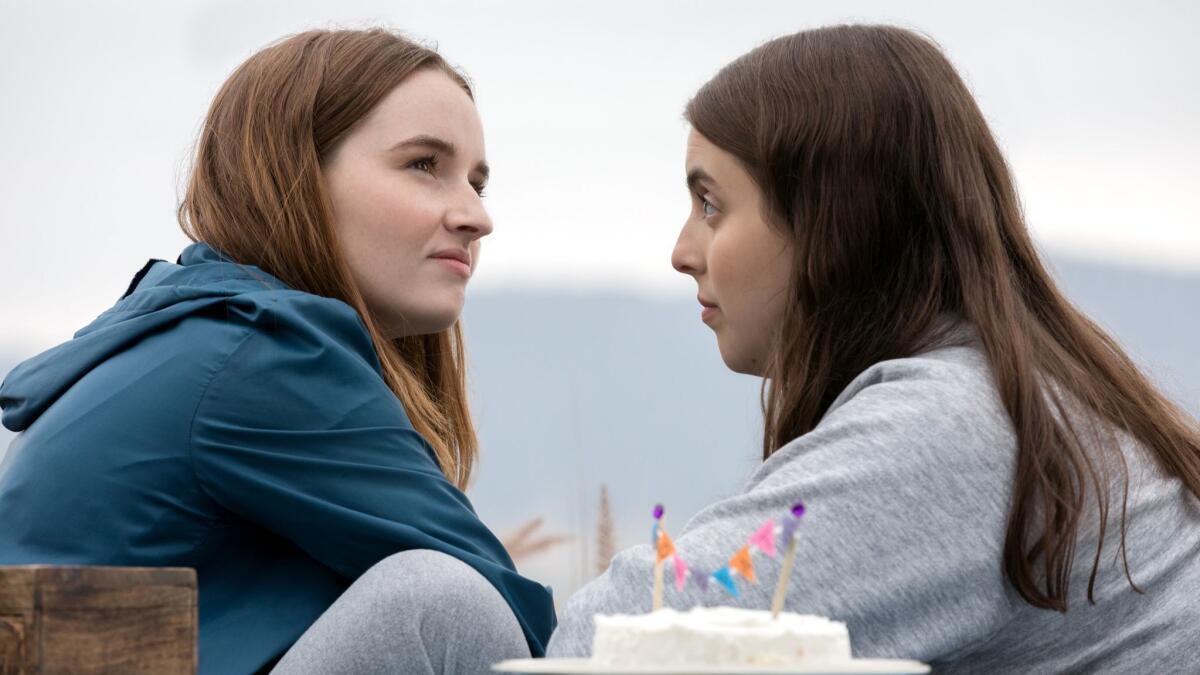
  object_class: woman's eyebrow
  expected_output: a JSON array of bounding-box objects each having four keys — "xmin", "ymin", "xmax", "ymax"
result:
[
  {"xmin": 686, "ymin": 167, "xmax": 717, "ymax": 192},
  {"xmin": 389, "ymin": 134, "xmax": 489, "ymax": 180},
  {"xmin": 389, "ymin": 134, "xmax": 455, "ymax": 154}
]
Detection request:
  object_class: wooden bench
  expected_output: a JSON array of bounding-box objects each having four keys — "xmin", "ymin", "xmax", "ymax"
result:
[{"xmin": 0, "ymin": 566, "xmax": 196, "ymax": 674}]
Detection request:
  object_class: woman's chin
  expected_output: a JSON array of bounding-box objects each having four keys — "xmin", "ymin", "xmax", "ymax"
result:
[
  {"xmin": 716, "ymin": 341, "xmax": 766, "ymax": 377},
  {"xmin": 381, "ymin": 307, "xmax": 462, "ymax": 339}
]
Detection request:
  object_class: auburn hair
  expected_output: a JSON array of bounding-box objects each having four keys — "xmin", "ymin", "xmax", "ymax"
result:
[
  {"xmin": 178, "ymin": 28, "xmax": 477, "ymax": 489},
  {"xmin": 686, "ymin": 24, "xmax": 1200, "ymax": 611}
]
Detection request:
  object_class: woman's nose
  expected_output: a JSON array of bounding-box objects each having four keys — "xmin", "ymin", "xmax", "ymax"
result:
[
  {"xmin": 446, "ymin": 194, "xmax": 494, "ymax": 240},
  {"xmin": 671, "ymin": 223, "xmax": 703, "ymax": 276}
]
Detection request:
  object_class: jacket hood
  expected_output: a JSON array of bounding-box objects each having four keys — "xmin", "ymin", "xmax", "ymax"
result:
[{"xmin": 1, "ymin": 243, "xmax": 288, "ymax": 432}]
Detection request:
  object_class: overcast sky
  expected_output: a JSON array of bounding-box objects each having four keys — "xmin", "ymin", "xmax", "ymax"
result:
[{"xmin": 2, "ymin": 0, "xmax": 1197, "ymax": 351}]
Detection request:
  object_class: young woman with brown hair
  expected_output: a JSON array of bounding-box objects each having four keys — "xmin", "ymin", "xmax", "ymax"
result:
[
  {"xmin": 549, "ymin": 25, "xmax": 1200, "ymax": 671},
  {"xmin": 0, "ymin": 29, "xmax": 554, "ymax": 674}
]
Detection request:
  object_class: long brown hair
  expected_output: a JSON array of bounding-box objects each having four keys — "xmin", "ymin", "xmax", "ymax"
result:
[
  {"xmin": 178, "ymin": 28, "xmax": 477, "ymax": 489},
  {"xmin": 686, "ymin": 24, "xmax": 1200, "ymax": 611}
]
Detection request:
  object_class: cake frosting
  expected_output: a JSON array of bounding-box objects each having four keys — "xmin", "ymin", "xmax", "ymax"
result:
[{"xmin": 591, "ymin": 606, "xmax": 852, "ymax": 667}]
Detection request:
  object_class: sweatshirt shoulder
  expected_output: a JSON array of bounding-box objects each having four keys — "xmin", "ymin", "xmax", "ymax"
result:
[
  {"xmin": 826, "ymin": 342, "xmax": 1002, "ymax": 422},
  {"xmin": 748, "ymin": 342, "xmax": 1015, "ymax": 492}
]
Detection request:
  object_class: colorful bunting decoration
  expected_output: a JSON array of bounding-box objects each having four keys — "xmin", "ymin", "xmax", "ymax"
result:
[
  {"xmin": 729, "ymin": 545, "xmax": 757, "ymax": 583},
  {"xmin": 647, "ymin": 501, "xmax": 807, "ymax": 604},
  {"xmin": 712, "ymin": 566, "xmax": 739, "ymax": 597},
  {"xmin": 673, "ymin": 555, "xmax": 688, "ymax": 592},
  {"xmin": 749, "ymin": 519, "xmax": 777, "ymax": 557},
  {"xmin": 781, "ymin": 517, "xmax": 801, "ymax": 548},
  {"xmin": 656, "ymin": 529, "xmax": 676, "ymax": 562}
]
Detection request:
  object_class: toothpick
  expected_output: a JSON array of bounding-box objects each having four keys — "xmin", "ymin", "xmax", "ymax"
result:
[
  {"xmin": 653, "ymin": 557, "xmax": 665, "ymax": 611},
  {"xmin": 770, "ymin": 537, "xmax": 798, "ymax": 618}
]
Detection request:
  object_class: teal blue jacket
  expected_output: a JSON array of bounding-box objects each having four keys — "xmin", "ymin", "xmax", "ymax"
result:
[{"xmin": 0, "ymin": 243, "xmax": 556, "ymax": 674}]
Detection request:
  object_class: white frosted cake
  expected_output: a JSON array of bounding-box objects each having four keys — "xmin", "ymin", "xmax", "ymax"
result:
[{"xmin": 591, "ymin": 607, "xmax": 852, "ymax": 668}]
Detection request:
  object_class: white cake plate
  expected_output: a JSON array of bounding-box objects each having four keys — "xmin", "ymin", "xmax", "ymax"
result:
[{"xmin": 493, "ymin": 658, "xmax": 931, "ymax": 674}]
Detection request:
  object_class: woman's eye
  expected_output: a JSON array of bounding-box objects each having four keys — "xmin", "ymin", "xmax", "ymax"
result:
[
  {"xmin": 409, "ymin": 156, "xmax": 438, "ymax": 173},
  {"xmin": 700, "ymin": 195, "xmax": 717, "ymax": 217}
]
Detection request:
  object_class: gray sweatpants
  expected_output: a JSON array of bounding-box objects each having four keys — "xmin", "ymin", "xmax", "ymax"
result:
[{"xmin": 271, "ymin": 549, "xmax": 530, "ymax": 674}]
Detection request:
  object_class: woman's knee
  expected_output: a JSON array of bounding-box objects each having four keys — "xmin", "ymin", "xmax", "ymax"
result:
[
  {"xmin": 272, "ymin": 549, "xmax": 529, "ymax": 674},
  {"xmin": 360, "ymin": 549, "xmax": 495, "ymax": 611},
  {"xmin": 360, "ymin": 549, "xmax": 529, "ymax": 655}
]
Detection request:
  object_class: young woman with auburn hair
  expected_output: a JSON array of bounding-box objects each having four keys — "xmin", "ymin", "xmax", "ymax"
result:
[
  {"xmin": 0, "ymin": 29, "xmax": 554, "ymax": 674},
  {"xmin": 549, "ymin": 25, "xmax": 1200, "ymax": 671}
]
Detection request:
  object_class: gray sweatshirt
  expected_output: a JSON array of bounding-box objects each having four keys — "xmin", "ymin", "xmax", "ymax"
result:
[{"xmin": 547, "ymin": 326, "xmax": 1200, "ymax": 673}]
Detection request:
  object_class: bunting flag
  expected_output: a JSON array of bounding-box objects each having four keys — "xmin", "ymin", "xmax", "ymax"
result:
[
  {"xmin": 729, "ymin": 545, "xmax": 757, "ymax": 583},
  {"xmin": 656, "ymin": 529, "xmax": 676, "ymax": 563},
  {"xmin": 781, "ymin": 517, "xmax": 801, "ymax": 548},
  {"xmin": 650, "ymin": 522, "xmax": 659, "ymax": 548},
  {"xmin": 712, "ymin": 566, "xmax": 739, "ymax": 597},
  {"xmin": 673, "ymin": 554, "xmax": 688, "ymax": 591},
  {"xmin": 748, "ymin": 519, "xmax": 777, "ymax": 557},
  {"xmin": 692, "ymin": 568, "xmax": 710, "ymax": 592}
]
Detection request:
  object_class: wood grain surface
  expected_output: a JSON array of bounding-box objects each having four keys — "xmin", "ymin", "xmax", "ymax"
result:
[{"xmin": 0, "ymin": 566, "xmax": 196, "ymax": 674}]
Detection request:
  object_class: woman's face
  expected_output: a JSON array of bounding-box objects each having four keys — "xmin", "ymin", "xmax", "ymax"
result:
[
  {"xmin": 672, "ymin": 130, "xmax": 793, "ymax": 376},
  {"xmin": 324, "ymin": 69, "xmax": 492, "ymax": 338}
]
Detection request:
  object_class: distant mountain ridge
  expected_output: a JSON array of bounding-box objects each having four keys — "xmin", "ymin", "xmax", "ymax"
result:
[{"xmin": 1, "ymin": 254, "xmax": 1196, "ymax": 594}]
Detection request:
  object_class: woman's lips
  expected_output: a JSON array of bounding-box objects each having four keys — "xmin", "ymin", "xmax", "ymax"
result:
[
  {"xmin": 432, "ymin": 256, "xmax": 471, "ymax": 277},
  {"xmin": 698, "ymin": 295, "xmax": 718, "ymax": 323},
  {"xmin": 430, "ymin": 249, "xmax": 472, "ymax": 278}
]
